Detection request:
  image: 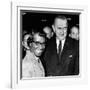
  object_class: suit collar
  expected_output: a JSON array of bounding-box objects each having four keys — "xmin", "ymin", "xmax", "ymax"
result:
[{"xmin": 61, "ymin": 37, "xmax": 72, "ymax": 56}]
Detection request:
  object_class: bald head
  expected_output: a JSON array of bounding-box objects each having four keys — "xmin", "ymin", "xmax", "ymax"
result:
[
  {"xmin": 43, "ymin": 26, "xmax": 53, "ymax": 39},
  {"xmin": 70, "ymin": 26, "xmax": 79, "ymax": 40}
]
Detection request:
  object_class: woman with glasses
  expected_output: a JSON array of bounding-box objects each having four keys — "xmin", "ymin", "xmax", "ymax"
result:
[{"xmin": 22, "ymin": 29, "xmax": 46, "ymax": 78}]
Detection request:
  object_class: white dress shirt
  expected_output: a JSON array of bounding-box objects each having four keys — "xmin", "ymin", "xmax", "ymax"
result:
[{"xmin": 56, "ymin": 38, "xmax": 65, "ymax": 53}]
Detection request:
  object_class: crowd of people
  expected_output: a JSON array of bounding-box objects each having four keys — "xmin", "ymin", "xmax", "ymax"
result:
[{"xmin": 22, "ymin": 15, "xmax": 79, "ymax": 78}]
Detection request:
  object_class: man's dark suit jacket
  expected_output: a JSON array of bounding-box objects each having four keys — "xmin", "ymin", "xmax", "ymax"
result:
[{"xmin": 43, "ymin": 36, "xmax": 79, "ymax": 76}]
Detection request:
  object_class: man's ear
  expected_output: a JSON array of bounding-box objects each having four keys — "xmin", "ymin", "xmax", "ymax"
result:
[{"xmin": 52, "ymin": 25, "xmax": 55, "ymax": 32}]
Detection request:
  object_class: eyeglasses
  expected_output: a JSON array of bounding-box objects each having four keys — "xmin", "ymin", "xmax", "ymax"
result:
[{"xmin": 33, "ymin": 41, "xmax": 46, "ymax": 46}]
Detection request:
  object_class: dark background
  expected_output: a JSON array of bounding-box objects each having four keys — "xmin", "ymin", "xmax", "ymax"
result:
[
  {"xmin": 21, "ymin": 10, "xmax": 80, "ymax": 34},
  {"xmin": 20, "ymin": 10, "xmax": 80, "ymax": 78}
]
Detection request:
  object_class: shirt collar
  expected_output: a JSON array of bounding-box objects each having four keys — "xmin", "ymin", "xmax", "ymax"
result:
[
  {"xmin": 56, "ymin": 38, "xmax": 66, "ymax": 51},
  {"xmin": 27, "ymin": 50, "xmax": 39, "ymax": 61}
]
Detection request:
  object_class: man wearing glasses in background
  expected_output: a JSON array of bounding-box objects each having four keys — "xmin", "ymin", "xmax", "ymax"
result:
[
  {"xmin": 22, "ymin": 29, "xmax": 46, "ymax": 78},
  {"xmin": 44, "ymin": 15, "xmax": 79, "ymax": 76}
]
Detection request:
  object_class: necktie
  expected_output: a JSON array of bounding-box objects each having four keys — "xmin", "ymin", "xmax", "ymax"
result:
[
  {"xmin": 58, "ymin": 41, "xmax": 62, "ymax": 62},
  {"xmin": 59, "ymin": 41, "xmax": 62, "ymax": 54}
]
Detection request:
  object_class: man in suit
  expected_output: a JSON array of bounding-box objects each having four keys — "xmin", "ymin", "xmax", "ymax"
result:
[{"xmin": 44, "ymin": 15, "xmax": 79, "ymax": 76}]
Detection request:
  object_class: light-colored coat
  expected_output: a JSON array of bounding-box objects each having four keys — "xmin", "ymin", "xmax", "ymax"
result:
[{"xmin": 22, "ymin": 50, "xmax": 45, "ymax": 78}]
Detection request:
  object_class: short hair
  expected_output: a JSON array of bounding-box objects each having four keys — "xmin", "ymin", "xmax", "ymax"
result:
[
  {"xmin": 43, "ymin": 26, "xmax": 53, "ymax": 33},
  {"xmin": 32, "ymin": 32, "xmax": 46, "ymax": 41},
  {"xmin": 32, "ymin": 27, "xmax": 46, "ymax": 40},
  {"xmin": 70, "ymin": 26, "xmax": 79, "ymax": 33},
  {"xmin": 53, "ymin": 15, "xmax": 68, "ymax": 25},
  {"xmin": 27, "ymin": 27, "xmax": 46, "ymax": 47}
]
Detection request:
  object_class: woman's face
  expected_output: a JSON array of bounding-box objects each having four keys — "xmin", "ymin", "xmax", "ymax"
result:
[{"xmin": 31, "ymin": 33, "xmax": 46, "ymax": 57}]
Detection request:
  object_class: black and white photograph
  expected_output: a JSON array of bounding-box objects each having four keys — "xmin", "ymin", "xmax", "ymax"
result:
[
  {"xmin": 11, "ymin": 2, "xmax": 87, "ymax": 88},
  {"xmin": 0, "ymin": 0, "xmax": 89, "ymax": 89},
  {"xmin": 21, "ymin": 9, "xmax": 79, "ymax": 79}
]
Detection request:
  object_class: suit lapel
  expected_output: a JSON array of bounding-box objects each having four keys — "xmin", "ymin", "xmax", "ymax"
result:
[
  {"xmin": 50, "ymin": 36, "xmax": 57, "ymax": 54},
  {"xmin": 49, "ymin": 37, "xmax": 59, "ymax": 64},
  {"xmin": 61, "ymin": 37, "xmax": 70, "ymax": 58}
]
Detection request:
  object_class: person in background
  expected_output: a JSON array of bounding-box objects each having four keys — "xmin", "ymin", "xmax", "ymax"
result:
[
  {"xmin": 69, "ymin": 26, "xmax": 79, "ymax": 40},
  {"xmin": 43, "ymin": 26, "xmax": 54, "ymax": 40},
  {"xmin": 43, "ymin": 15, "xmax": 79, "ymax": 76},
  {"xmin": 22, "ymin": 29, "xmax": 46, "ymax": 78}
]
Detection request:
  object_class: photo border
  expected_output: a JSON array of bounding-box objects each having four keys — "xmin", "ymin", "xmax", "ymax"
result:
[{"xmin": 11, "ymin": 2, "xmax": 87, "ymax": 88}]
